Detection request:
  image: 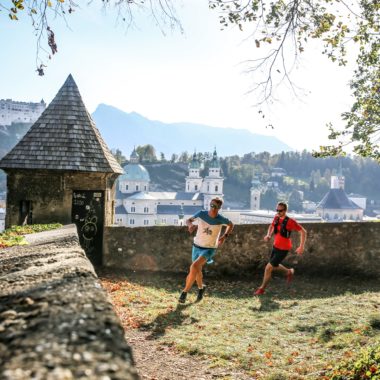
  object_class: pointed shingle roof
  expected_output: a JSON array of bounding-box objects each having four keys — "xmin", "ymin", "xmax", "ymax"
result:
[
  {"xmin": 317, "ymin": 189, "xmax": 362, "ymax": 210},
  {"xmin": 0, "ymin": 75, "xmax": 123, "ymax": 173}
]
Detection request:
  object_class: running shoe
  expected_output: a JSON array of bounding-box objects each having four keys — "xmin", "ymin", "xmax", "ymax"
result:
[
  {"xmin": 254, "ymin": 288, "xmax": 265, "ymax": 295},
  {"xmin": 287, "ymin": 268, "xmax": 295, "ymax": 284},
  {"xmin": 178, "ymin": 291, "xmax": 187, "ymax": 303},
  {"xmin": 196, "ymin": 286, "xmax": 206, "ymax": 302}
]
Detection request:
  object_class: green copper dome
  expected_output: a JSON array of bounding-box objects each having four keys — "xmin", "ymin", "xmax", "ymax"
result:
[
  {"xmin": 209, "ymin": 148, "xmax": 220, "ymax": 168},
  {"xmin": 189, "ymin": 152, "xmax": 200, "ymax": 169}
]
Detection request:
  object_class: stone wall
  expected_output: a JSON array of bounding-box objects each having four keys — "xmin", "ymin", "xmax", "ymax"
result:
[
  {"xmin": 0, "ymin": 225, "xmax": 138, "ymax": 380},
  {"xmin": 4, "ymin": 170, "xmax": 118, "ymax": 228},
  {"xmin": 104, "ymin": 222, "xmax": 380, "ymax": 277}
]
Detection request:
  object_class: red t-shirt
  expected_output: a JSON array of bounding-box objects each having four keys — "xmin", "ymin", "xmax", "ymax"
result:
[{"xmin": 272, "ymin": 216, "xmax": 302, "ymax": 251}]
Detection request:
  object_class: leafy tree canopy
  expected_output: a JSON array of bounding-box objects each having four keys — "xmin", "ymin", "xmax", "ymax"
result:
[
  {"xmin": 136, "ymin": 144, "xmax": 157, "ymax": 162},
  {"xmin": 211, "ymin": 0, "xmax": 380, "ymax": 161}
]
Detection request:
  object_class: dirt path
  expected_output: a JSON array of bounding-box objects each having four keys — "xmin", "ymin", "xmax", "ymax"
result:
[{"xmin": 125, "ymin": 329, "xmax": 252, "ymax": 380}]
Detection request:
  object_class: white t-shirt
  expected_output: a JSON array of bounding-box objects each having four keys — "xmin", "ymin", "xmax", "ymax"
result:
[{"xmin": 192, "ymin": 210, "xmax": 231, "ymax": 248}]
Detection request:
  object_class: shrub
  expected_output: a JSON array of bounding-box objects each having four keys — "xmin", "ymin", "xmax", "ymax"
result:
[{"xmin": 329, "ymin": 345, "xmax": 380, "ymax": 379}]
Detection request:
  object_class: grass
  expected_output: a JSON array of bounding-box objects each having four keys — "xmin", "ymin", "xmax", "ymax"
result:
[
  {"xmin": 0, "ymin": 223, "xmax": 62, "ymax": 248},
  {"xmin": 99, "ymin": 270, "xmax": 380, "ymax": 379}
]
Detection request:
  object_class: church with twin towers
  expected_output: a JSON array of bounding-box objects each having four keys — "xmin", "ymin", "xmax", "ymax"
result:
[{"xmin": 114, "ymin": 149, "xmax": 224, "ymax": 227}]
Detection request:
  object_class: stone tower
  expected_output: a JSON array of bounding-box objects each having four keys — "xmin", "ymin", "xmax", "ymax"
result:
[
  {"xmin": 202, "ymin": 148, "xmax": 224, "ymax": 209},
  {"xmin": 186, "ymin": 151, "xmax": 203, "ymax": 193},
  {"xmin": 0, "ymin": 74, "xmax": 123, "ymax": 264},
  {"xmin": 250, "ymin": 169, "xmax": 262, "ymax": 210}
]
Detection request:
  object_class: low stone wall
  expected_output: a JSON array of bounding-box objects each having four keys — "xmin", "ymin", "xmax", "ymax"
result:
[
  {"xmin": 0, "ymin": 225, "xmax": 138, "ymax": 380},
  {"xmin": 104, "ymin": 222, "xmax": 380, "ymax": 277}
]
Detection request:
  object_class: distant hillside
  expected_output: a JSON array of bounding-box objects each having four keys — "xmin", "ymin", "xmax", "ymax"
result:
[
  {"xmin": 0, "ymin": 123, "xmax": 32, "ymax": 193},
  {"xmin": 91, "ymin": 104, "xmax": 292, "ymax": 157},
  {"xmin": 0, "ymin": 122, "xmax": 32, "ymax": 159}
]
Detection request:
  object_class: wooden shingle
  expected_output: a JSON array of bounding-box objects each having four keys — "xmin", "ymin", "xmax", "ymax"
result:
[{"xmin": 0, "ymin": 75, "xmax": 123, "ymax": 173}]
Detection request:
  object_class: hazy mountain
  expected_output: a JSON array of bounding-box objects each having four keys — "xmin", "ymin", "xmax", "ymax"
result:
[{"xmin": 91, "ymin": 104, "xmax": 293, "ymax": 157}]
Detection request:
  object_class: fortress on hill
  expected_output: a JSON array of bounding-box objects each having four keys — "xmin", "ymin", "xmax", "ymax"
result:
[{"xmin": 0, "ymin": 98, "xmax": 46, "ymax": 126}]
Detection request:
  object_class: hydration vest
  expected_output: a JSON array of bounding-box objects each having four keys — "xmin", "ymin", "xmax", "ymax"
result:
[{"xmin": 274, "ymin": 216, "xmax": 291, "ymax": 238}]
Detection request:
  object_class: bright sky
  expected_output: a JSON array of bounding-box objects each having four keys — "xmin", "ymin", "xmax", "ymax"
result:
[{"xmin": 0, "ymin": 0, "xmax": 355, "ymax": 152}]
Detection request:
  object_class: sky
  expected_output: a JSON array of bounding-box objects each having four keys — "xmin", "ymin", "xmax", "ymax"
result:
[{"xmin": 0, "ymin": 0, "xmax": 356, "ymax": 153}]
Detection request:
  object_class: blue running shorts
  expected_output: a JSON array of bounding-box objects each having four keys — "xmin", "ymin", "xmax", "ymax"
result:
[{"xmin": 192, "ymin": 244, "xmax": 216, "ymax": 264}]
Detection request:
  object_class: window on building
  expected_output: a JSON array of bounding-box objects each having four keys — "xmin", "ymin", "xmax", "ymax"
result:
[
  {"xmin": 162, "ymin": 218, "xmax": 167, "ymax": 224},
  {"xmin": 144, "ymin": 207, "xmax": 149, "ymax": 213},
  {"xmin": 215, "ymin": 185, "xmax": 218, "ymax": 192},
  {"xmin": 207, "ymin": 185, "xmax": 210, "ymax": 192},
  {"xmin": 136, "ymin": 185, "xmax": 139, "ymax": 191},
  {"xmin": 131, "ymin": 206, "xmax": 135, "ymax": 212},
  {"xmin": 187, "ymin": 185, "xmax": 189, "ymax": 191},
  {"xmin": 144, "ymin": 186, "xmax": 147, "ymax": 191},
  {"xmin": 144, "ymin": 220, "xmax": 149, "ymax": 225},
  {"xmin": 129, "ymin": 219, "xmax": 135, "ymax": 225},
  {"xmin": 195, "ymin": 185, "xmax": 198, "ymax": 191},
  {"xmin": 125, "ymin": 185, "xmax": 128, "ymax": 190}
]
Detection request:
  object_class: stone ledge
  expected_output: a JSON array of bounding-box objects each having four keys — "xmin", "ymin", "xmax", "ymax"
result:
[{"xmin": 0, "ymin": 225, "xmax": 138, "ymax": 380}]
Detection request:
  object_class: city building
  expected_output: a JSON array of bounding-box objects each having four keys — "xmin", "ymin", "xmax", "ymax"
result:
[
  {"xmin": 250, "ymin": 169, "xmax": 262, "ymax": 211},
  {"xmin": 270, "ymin": 167, "xmax": 287, "ymax": 177},
  {"xmin": 0, "ymin": 98, "xmax": 46, "ymax": 126},
  {"xmin": 114, "ymin": 149, "xmax": 224, "ymax": 227},
  {"xmin": 316, "ymin": 174, "xmax": 363, "ymax": 221},
  {"xmin": 347, "ymin": 193, "xmax": 367, "ymax": 211}
]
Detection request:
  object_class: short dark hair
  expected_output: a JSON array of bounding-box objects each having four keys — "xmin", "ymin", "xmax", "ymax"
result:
[
  {"xmin": 277, "ymin": 202, "xmax": 288, "ymax": 211},
  {"xmin": 211, "ymin": 197, "xmax": 223, "ymax": 207}
]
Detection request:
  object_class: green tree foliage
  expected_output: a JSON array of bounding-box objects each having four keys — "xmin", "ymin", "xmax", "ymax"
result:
[
  {"xmin": 136, "ymin": 144, "xmax": 157, "ymax": 162},
  {"xmin": 210, "ymin": 0, "xmax": 380, "ymax": 160},
  {"xmin": 222, "ymin": 151, "xmax": 380, "ymax": 204},
  {"xmin": 113, "ymin": 149, "xmax": 126, "ymax": 165},
  {"xmin": 2, "ymin": 0, "xmax": 182, "ymax": 75},
  {"xmin": 288, "ymin": 189, "xmax": 303, "ymax": 212},
  {"xmin": 261, "ymin": 188, "xmax": 278, "ymax": 210},
  {"xmin": 170, "ymin": 153, "xmax": 178, "ymax": 163},
  {"xmin": 178, "ymin": 151, "xmax": 190, "ymax": 163}
]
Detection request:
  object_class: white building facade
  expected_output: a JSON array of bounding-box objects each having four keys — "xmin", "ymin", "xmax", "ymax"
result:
[
  {"xmin": 114, "ymin": 149, "xmax": 224, "ymax": 227},
  {"xmin": 0, "ymin": 99, "xmax": 46, "ymax": 126},
  {"xmin": 316, "ymin": 175, "xmax": 364, "ymax": 221}
]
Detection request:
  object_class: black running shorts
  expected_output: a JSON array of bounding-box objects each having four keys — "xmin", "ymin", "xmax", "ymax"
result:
[{"xmin": 269, "ymin": 246, "xmax": 289, "ymax": 267}]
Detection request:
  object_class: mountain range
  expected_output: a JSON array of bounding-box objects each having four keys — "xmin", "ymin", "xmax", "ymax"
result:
[{"xmin": 91, "ymin": 104, "xmax": 292, "ymax": 157}]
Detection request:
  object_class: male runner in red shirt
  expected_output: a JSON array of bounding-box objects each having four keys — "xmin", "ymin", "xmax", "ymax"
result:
[{"xmin": 254, "ymin": 202, "xmax": 307, "ymax": 295}]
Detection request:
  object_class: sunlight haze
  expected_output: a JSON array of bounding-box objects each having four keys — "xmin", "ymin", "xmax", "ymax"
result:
[{"xmin": 1, "ymin": 0, "xmax": 355, "ymax": 152}]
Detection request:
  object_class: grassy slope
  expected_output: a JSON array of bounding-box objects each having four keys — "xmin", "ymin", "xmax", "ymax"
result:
[{"xmin": 100, "ymin": 270, "xmax": 380, "ymax": 379}]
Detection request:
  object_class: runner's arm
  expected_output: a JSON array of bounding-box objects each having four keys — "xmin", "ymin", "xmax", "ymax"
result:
[
  {"xmin": 264, "ymin": 225, "xmax": 274, "ymax": 241},
  {"xmin": 219, "ymin": 222, "xmax": 234, "ymax": 246},
  {"xmin": 295, "ymin": 226, "xmax": 307, "ymax": 254},
  {"xmin": 221, "ymin": 222, "xmax": 234, "ymax": 239},
  {"xmin": 186, "ymin": 217, "xmax": 197, "ymax": 234}
]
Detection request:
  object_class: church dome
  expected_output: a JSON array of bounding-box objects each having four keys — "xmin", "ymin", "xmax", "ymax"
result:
[
  {"xmin": 189, "ymin": 152, "xmax": 200, "ymax": 169},
  {"xmin": 209, "ymin": 148, "xmax": 220, "ymax": 168},
  {"xmin": 119, "ymin": 163, "xmax": 150, "ymax": 182}
]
